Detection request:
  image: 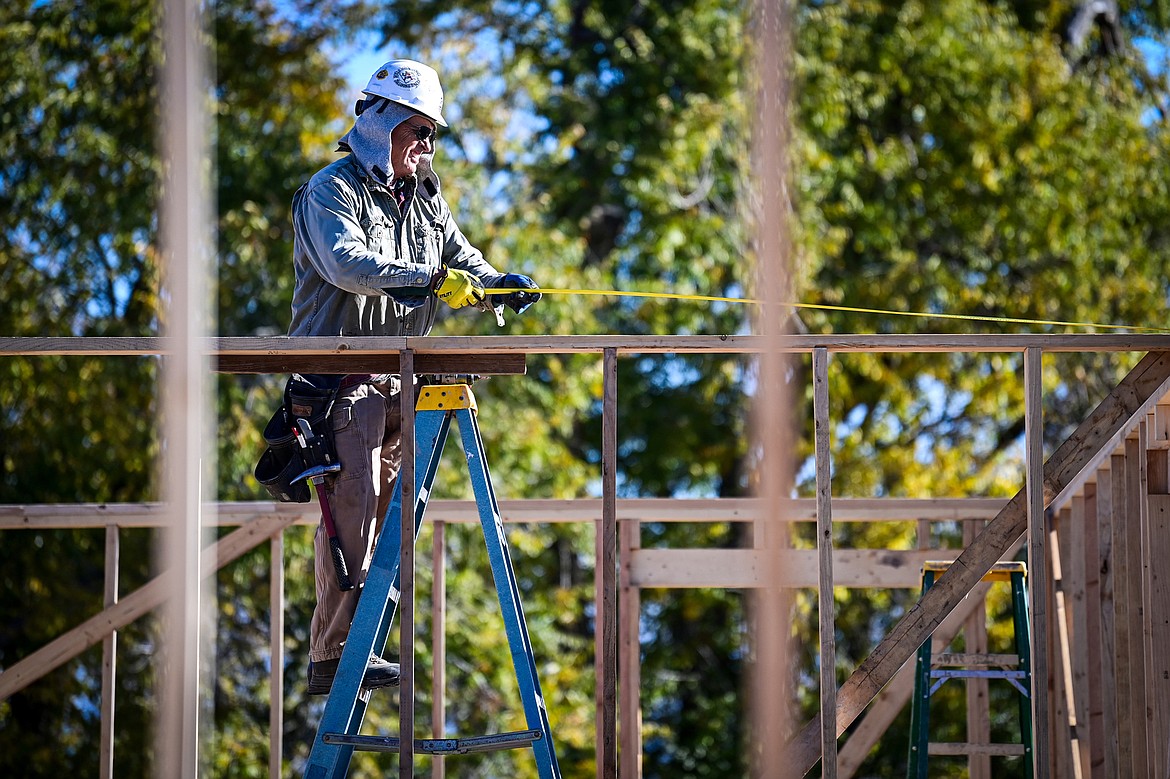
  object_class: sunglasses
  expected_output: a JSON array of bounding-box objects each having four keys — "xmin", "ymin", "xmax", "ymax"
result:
[{"xmin": 405, "ymin": 123, "xmax": 437, "ymax": 143}]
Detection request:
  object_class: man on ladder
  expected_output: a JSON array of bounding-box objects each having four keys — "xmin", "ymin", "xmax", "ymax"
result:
[
  {"xmin": 302, "ymin": 378, "xmax": 564, "ymax": 778},
  {"xmin": 282, "ymin": 57, "xmax": 542, "ymax": 695}
]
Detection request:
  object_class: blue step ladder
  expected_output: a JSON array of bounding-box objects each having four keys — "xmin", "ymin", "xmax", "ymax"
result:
[{"xmin": 302, "ymin": 382, "xmax": 562, "ymax": 779}]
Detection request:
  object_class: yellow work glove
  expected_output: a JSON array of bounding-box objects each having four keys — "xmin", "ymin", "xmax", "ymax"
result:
[{"xmin": 432, "ymin": 267, "xmax": 486, "ymax": 310}]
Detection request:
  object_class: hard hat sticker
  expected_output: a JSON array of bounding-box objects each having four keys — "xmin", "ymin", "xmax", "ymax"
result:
[{"xmin": 393, "ymin": 68, "xmax": 421, "ymax": 89}]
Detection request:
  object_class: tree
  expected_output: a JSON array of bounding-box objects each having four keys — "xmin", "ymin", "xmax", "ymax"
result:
[
  {"xmin": 791, "ymin": 0, "xmax": 1170, "ymax": 772},
  {"xmin": 0, "ymin": 1, "xmax": 354, "ymax": 775}
]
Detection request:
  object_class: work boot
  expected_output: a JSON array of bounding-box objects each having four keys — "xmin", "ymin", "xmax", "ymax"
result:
[{"xmin": 307, "ymin": 654, "xmax": 401, "ymax": 695}]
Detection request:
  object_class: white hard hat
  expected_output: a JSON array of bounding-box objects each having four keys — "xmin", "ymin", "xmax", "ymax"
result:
[{"xmin": 361, "ymin": 59, "xmax": 447, "ymax": 127}]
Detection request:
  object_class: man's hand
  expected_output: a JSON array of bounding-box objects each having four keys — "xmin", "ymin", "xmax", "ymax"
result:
[
  {"xmin": 492, "ymin": 273, "xmax": 542, "ymax": 314},
  {"xmin": 432, "ymin": 267, "xmax": 486, "ymax": 309}
]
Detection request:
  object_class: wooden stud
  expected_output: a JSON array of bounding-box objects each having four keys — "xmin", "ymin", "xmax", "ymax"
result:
[
  {"xmin": 598, "ymin": 347, "xmax": 618, "ymax": 777},
  {"xmin": 269, "ymin": 531, "xmax": 284, "ymax": 779},
  {"xmin": 1049, "ymin": 556, "xmax": 1070, "ymax": 779},
  {"xmin": 100, "ymin": 525, "xmax": 119, "ymax": 779},
  {"xmin": 1098, "ymin": 465, "xmax": 1120, "ymax": 779},
  {"xmin": 963, "ymin": 520, "xmax": 991, "ymax": 779},
  {"xmin": 1083, "ymin": 483, "xmax": 1106, "ymax": 778},
  {"xmin": 400, "ymin": 349, "xmax": 416, "ymax": 779},
  {"xmin": 1068, "ymin": 496, "xmax": 1093, "ymax": 775},
  {"xmin": 1024, "ymin": 347, "xmax": 1051, "ymax": 778},
  {"xmin": 1140, "ymin": 424, "xmax": 1158, "ymax": 776},
  {"xmin": 1111, "ymin": 453, "xmax": 1136, "ymax": 777},
  {"xmin": 813, "ymin": 348, "xmax": 838, "ymax": 775},
  {"xmin": 1146, "ymin": 495, "xmax": 1170, "ymax": 779},
  {"xmin": 431, "ymin": 518, "xmax": 446, "ymax": 779},
  {"xmin": 155, "ymin": 0, "xmax": 212, "ymax": 772},
  {"xmin": 619, "ymin": 519, "xmax": 642, "ymax": 779},
  {"xmin": 1051, "ymin": 511, "xmax": 1082, "ymax": 777},
  {"xmin": 1125, "ymin": 433, "xmax": 1150, "ymax": 776}
]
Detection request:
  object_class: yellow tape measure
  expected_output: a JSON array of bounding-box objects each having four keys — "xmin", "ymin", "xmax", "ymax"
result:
[{"xmin": 484, "ymin": 287, "xmax": 1170, "ymax": 334}]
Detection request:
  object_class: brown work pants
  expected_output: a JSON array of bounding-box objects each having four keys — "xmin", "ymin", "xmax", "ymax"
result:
[{"xmin": 308, "ymin": 377, "xmax": 402, "ymax": 662}]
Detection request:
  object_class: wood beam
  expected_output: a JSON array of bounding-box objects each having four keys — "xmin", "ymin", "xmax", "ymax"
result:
[
  {"xmin": 964, "ymin": 520, "xmax": 992, "ymax": 779},
  {"xmin": 1051, "ymin": 511, "xmax": 1083, "ymax": 778},
  {"xmin": 813, "ymin": 348, "xmax": 837, "ymax": 775},
  {"xmin": 628, "ymin": 549, "xmax": 962, "ymax": 589},
  {"xmin": 1025, "ymin": 347, "xmax": 1051, "ymax": 777},
  {"xmin": 1112, "ymin": 454, "xmax": 1134, "ymax": 775},
  {"xmin": 399, "ymin": 349, "xmax": 416, "ymax": 777},
  {"xmin": 1147, "ymin": 495, "xmax": 1170, "ymax": 779},
  {"xmin": 619, "ymin": 519, "xmax": 642, "ymax": 778},
  {"xmin": 5, "ymin": 333, "xmax": 1170, "ymax": 358},
  {"xmin": 431, "ymin": 519, "xmax": 447, "ymax": 779},
  {"xmin": 99, "ymin": 525, "xmax": 118, "ymax": 779},
  {"xmin": 1067, "ymin": 497, "xmax": 1093, "ymax": 775},
  {"xmin": 597, "ymin": 348, "xmax": 618, "ymax": 776},
  {"xmin": 0, "ymin": 497, "xmax": 1014, "ymax": 530},
  {"xmin": 1082, "ymin": 485, "xmax": 1107, "ymax": 778},
  {"xmin": 214, "ymin": 352, "xmax": 527, "ymax": 376},
  {"xmin": 1124, "ymin": 433, "xmax": 1150, "ymax": 777}
]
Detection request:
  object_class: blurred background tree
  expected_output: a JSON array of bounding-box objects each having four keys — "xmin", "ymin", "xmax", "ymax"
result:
[
  {"xmin": 791, "ymin": 1, "xmax": 1170, "ymax": 773},
  {"xmin": 1, "ymin": 0, "xmax": 1168, "ymax": 776}
]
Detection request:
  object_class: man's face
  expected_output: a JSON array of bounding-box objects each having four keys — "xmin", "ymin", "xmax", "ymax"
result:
[{"xmin": 390, "ymin": 116, "xmax": 437, "ymax": 178}]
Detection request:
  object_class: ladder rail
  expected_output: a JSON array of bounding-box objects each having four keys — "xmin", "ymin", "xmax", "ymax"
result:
[
  {"xmin": 456, "ymin": 408, "xmax": 563, "ymax": 778},
  {"xmin": 303, "ymin": 409, "xmax": 452, "ymax": 778},
  {"xmin": 367, "ymin": 409, "xmax": 452, "ymax": 687}
]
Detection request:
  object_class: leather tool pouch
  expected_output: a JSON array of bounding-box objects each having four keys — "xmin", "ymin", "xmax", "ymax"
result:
[{"xmin": 253, "ymin": 374, "xmax": 341, "ymax": 502}]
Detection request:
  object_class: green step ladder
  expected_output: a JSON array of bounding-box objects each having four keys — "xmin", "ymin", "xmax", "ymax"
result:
[{"xmin": 907, "ymin": 560, "xmax": 1033, "ymax": 779}]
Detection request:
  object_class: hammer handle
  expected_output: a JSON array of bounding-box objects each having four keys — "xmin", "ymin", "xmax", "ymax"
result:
[{"xmin": 314, "ymin": 479, "xmax": 354, "ymax": 591}]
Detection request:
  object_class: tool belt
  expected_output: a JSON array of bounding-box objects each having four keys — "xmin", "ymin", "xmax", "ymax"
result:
[{"xmin": 254, "ymin": 374, "xmax": 343, "ymax": 502}]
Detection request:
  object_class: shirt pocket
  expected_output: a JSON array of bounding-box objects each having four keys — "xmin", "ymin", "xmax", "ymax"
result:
[
  {"xmin": 414, "ymin": 220, "xmax": 444, "ymax": 268},
  {"xmin": 362, "ymin": 214, "xmax": 395, "ymax": 258}
]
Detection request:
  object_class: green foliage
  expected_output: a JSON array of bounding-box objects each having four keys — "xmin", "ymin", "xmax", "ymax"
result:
[
  {"xmin": 790, "ymin": 1, "xmax": 1170, "ymax": 772},
  {"xmin": 0, "ymin": 0, "xmax": 356, "ymax": 776},
  {"xmin": 0, "ymin": 0, "xmax": 165, "ymax": 771}
]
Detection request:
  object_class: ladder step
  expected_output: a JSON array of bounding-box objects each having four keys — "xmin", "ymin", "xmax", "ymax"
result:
[
  {"xmin": 323, "ymin": 729, "xmax": 543, "ymax": 755},
  {"xmin": 923, "ymin": 559, "xmax": 1027, "ymax": 583},
  {"xmin": 931, "ymin": 652, "xmax": 1019, "ymax": 668},
  {"xmin": 928, "ymin": 742, "xmax": 1028, "ymax": 757},
  {"xmin": 930, "ymin": 669, "xmax": 1028, "ymax": 680}
]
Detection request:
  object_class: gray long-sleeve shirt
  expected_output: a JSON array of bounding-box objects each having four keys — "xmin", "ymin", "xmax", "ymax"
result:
[{"xmin": 288, "ymin": 154, "xmax": 503, "ymax": 337}]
